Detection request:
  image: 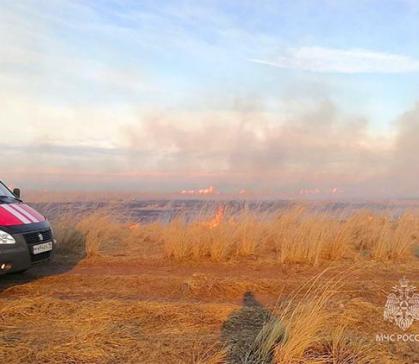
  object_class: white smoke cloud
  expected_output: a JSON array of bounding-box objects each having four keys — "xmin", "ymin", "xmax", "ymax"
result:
[
  {"xmin": 121, "ymin": 100, "xmax": 398, "ymax": 196},
  {"xmin": 3, "ymin": 94, "xmax": 418, "ymax": 198}
]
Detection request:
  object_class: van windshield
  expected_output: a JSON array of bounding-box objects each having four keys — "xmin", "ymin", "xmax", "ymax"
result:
[{"xmin": 0, "ymin": 182, "xmax": 16, "ymax": 199}]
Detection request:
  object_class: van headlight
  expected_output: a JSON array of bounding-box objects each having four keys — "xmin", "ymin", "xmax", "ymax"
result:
[{"xmin": 0, "ymin": 230, "xmax": 16, "ymax": 244}]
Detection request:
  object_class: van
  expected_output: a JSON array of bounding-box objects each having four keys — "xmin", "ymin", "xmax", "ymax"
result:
[{"xmin": 0, "ymin": 181, "xmax": 55, "ymax": 274}]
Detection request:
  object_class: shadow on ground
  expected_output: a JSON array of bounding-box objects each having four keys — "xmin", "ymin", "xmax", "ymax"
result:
[
  {"xmin": 0, "ymin": 249, "xmax": 85, "ymax": 293},
  {"xmin": 221, "ymin": 292, "xmax": 284, "ymax": 364}
]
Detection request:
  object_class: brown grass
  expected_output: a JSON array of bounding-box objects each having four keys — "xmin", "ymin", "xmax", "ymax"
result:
[
  {"xmin": 53, "ymin": 212, "xmax": 166, "ymax": 259},
  {"xmin": 218, "ymin": 271, "xmax": 391, "ymax": 364},
  {"xmin": 269, "ymin": 274, "xmax": 377, "ymax": 364},
  {"xmin": 51, "ymin": 208, "xmax": 419, "ymax": 265},
  {"xmin": 158, "ymin": 208, "xmax": 419, "ymax": 265},
  {"xmin": 0, "ymin": 295, "xmax": 230, "ymax": 363},
  {"xmin": 53, "ymin": 215, "xmax": 86, "ymax": 258},
  {"xmin": 1, "ymin": 208, "xmax": 416, "ymax": 363}
]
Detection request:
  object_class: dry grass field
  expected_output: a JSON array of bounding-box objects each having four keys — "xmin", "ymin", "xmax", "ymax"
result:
[{"xmin": 0, "ymin": 207, "xmax": 418, "ymax": 363}]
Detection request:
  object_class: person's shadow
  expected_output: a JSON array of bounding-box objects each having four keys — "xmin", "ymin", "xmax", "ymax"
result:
[{"xmin": 221, "ymin": 292, "xmax": 285, "ymax": 364}]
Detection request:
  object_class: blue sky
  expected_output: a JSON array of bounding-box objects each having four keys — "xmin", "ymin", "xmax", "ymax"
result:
[{"xmin": 1, "ymin": 1, "xmax": 419, "ymax": 197}]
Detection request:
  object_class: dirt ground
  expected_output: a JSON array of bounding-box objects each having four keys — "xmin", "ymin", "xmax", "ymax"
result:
[{"xmin": 0, "ymin": 255, "xmax": 418, "ymax": 363}]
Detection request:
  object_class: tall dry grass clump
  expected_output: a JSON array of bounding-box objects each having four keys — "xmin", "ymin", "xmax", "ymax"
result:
[
  {"xmin": 53, "ymin": 212, "xmax": 164, "ymax": 259},
  {"xmin": 371, "ymin": 212, "xmax": 418, "ymax": 260},
  {"xmin": 266, "ymin": 209, "xmax": 350, "ymax": 265},
  {"xmin": 217, "ymin": 271, "xmax": 378, "ymax": 363},
  {"xmin": 75, "ymin": 213, "xmax": 133, "ymax": 258},
  {"xmin": 53, "ymin": 215, "xmax": 86, "ymax": 258},
  {"xmin": 345, "ymin": 211, "xmax": 419, "ymax": 261},
  {"xmin": 162, "ymin": 213, "xmax": 267, "ymax": 261},
  {"xmin": 250, "ymin": 272, "xmax": 376, "ymax": 363},
  {"xmin": 249, "ymin": 273, "xmax": 337, "ymax": 362},
  {"xmin": 162, "ymin": 219, "xmax": 233, "ymax": 261},
  {"xmin": 52, "ymin": 212, "xmax": 132, "ymax": 258}
]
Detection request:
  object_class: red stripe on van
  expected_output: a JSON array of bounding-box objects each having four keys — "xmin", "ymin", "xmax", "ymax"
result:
[{"xmin": 0, "ymin": 204, "xmax": 24, "ymax": 226}]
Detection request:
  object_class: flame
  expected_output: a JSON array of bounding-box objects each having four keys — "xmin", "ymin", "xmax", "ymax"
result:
[
  {"xmin": 299, "ymin": 188, "xmax": 320, "ymax": 196},
  {"xmin": 298, "ymin": 187, "xmax": 342, "ymax": 196},
  {"xmin": 180, "ymin": 185, "xmax": 218, "ymax": 195},
  {"xmin": 201, "ymin": 205, "xmax": 225, "ymax": 229}
]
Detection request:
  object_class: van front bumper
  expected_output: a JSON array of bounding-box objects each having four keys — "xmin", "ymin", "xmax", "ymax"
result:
[
  {"xmin": 0, "ymin": 243, "xmax": 32, "ymax": 274},
  {"xmin": 0, "ymin": 221, "xmax": 54, "ymax": 274}
]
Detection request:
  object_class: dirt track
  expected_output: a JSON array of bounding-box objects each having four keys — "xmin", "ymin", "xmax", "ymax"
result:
[{"xmin": 0, "ymin": 257, "xmax": 418, "ymax": 363}]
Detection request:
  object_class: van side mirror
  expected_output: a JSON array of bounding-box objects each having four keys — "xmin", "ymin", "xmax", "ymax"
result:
[{"xmin": 13, "ymin": 188, "xmax": 21, "ymax": 198}]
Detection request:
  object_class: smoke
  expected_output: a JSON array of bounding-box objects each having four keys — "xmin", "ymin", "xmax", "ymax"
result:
[
  {"xmin": 122, "ymin": 99, "xmax": 399, "ymax": 197},
  {"xmin": 390, "ymin": 102, "xmax": 419, "ymax": 195},
  {"xmin": 2, "ymin": 95, "xmax": 419, "ymax": 198}
]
